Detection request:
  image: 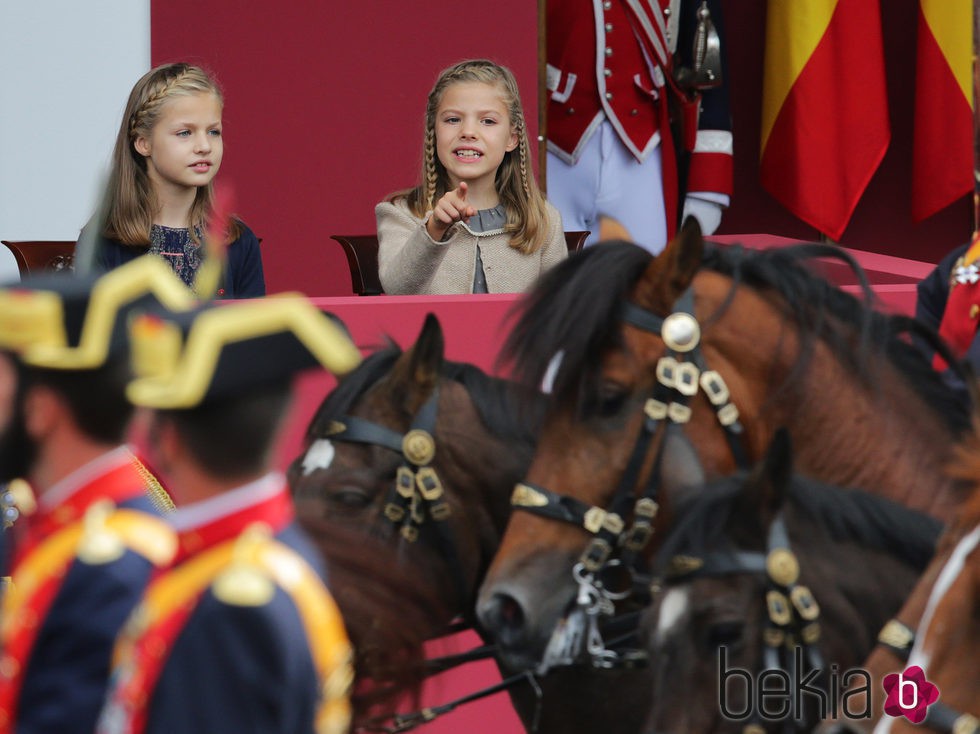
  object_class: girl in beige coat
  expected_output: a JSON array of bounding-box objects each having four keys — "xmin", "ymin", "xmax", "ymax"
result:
[{"xmin": 377, "ymin": 59, "xmax": 566, "ymax": 295}]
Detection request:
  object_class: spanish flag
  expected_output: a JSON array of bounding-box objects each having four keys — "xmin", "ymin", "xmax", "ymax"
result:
[
  {"xmin": 760, "ymin": 0, "xmax": 890, "ymax": 241},
  {"xmin": 911, "ymin": 0, "xmax": 973, "ymax": 223}
]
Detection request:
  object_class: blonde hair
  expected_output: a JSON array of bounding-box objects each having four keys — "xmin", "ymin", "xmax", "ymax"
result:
[
  {"xmin": 102, "ymin": 62, "xmax": 240, "ymax": 246},
  {"xmin": 397, "ymin": 59, "xmax": 550, "ymax": 255}
]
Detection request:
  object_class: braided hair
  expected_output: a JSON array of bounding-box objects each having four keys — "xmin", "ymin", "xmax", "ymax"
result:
[
  {"xmin": 102, "ymin": 63, "xmax": 240, "ymax": 246},
  {"xmin": 396, "ymin": 59, "xmax": 550, "ymax": 254}
]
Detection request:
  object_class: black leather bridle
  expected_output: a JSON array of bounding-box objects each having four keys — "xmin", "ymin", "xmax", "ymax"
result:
[
  {"xmin": 661, "ymin": 510, "xmax": 824, "ymax": 734},
  {"xmin": 324, "ymin": 386, "xmax": 468, "ymax": 605},
  {"xmin": 510, "ymin": 288, "xmax": 751, "ymax": 670}
]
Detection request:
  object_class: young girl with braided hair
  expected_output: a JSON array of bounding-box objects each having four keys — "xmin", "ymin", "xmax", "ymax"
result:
[
  {"xmin": 377, "ymin": 59, "xmax": 566, "ymax": 294},
  {"xmin": 85, "ymin": 62, "xmax": 265, "ymax": 298}
]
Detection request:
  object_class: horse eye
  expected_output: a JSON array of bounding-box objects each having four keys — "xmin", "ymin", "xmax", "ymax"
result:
[
  {"xmin": 596, "ymin": 384, "xmax": 630, "ymax": 417},
  {"xmin": 706, "ymin": 621, "xmax": 744, "ymax": 650},
  {"xmin": 326, "ymin": 488, "xmax": 371, "ymax": 509}
]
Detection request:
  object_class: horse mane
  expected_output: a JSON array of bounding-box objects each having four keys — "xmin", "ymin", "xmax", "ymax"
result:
[
  {"xmin": 502, "ymin": 239, "xmax": 970, "ymax": 435},
  {"xmin": 499, "ymin": 241, "xmax": 653, "ymax": 403},
  {"xmin": 655, "ymin": 473, "xmax": 944, "ymax": 575},
  {"xmin": 307, "ymin": 341, "xmax": 545, "ymax": 447},
  {"xmin": 301, "ymin": 516, "xmax": 444, "ymax": 721},
  {"xmin": 946, "ymin": 417, "xmax": 980, "ymax": 531},
  {"xmin": 701, "ymin": 243, "xmax": 971, "ymax": 434}
]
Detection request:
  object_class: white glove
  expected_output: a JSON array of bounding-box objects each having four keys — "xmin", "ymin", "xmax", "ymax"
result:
[{"xmin": 682, "ymin": 195, "xmax": 724, "ymax": 236}]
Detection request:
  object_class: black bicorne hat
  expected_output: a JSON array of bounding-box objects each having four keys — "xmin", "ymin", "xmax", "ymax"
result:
[
  {"xmin": 0, "ymin": 257, "xmax": 195, "ymax": 370},
  {"xmin": 126, "ymin": 296, "xmax": 361, "ymax": 409}
]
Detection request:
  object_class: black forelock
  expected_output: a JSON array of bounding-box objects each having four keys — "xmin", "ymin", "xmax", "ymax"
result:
[
  {"xmin": 499, "ymin": 241, "xmax": 653, "ymax": 401},
  {"xmin": 656, "ymin": 473, "xmax": 943, "ymax": 576},
  {"xmin": 307, "ymin": 341, "xmax": 545, "ymax": 448}
]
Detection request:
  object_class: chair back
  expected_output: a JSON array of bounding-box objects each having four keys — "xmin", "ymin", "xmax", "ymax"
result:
[
  {"xmin": 564, "ymin": 231, "xmax": 589, "ymax": 253},
  {"xmin": 331, "ymin": 235, "xmax": 383, "ymax": 296},
  {"xmin": 1, "ymin": 240, "xmax": 76, "ymax": 277}
]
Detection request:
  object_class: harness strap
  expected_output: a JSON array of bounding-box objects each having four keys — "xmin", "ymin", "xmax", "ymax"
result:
[
  {"xmin": 326, "ymin": 415, "xmax": 405, "ymax": 454},
  {"xmin": 876, "ymin": 618, "xmax": 916, "ymax": 662},
  {"xmin": 330, "ymin": 388, "xmax": 470, "ymax": 611},
  {"xmin": 512, "ymin": 482, "xmax": 621, "ymax": 535},
  {"xmin": 923, "ymin": 703, "xmax": 979, "ymax": 734},
  {"xmin": 621, "ymin": 302, "xmax": 667, "ymax": 334}
]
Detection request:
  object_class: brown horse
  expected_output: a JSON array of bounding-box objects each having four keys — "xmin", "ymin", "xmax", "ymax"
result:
[
  {"xmin": 476, "ymin": 222, "xmax": 971, "ymax": 680},
  {"xmin": 287, "ymin": 314, "xmax": 652, "ymax": 734},
  {"xmin": 643, "ymin": 429, "xmax": 942, "ymax": 733},
  {"xmin": 867, "ymin": 432, "xmax": 980, "ymax": 734}
]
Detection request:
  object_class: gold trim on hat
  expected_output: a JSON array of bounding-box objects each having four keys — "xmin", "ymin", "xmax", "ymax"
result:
[
  {"xmin": 127, "ymin": 296, "xmax": 362, "ymax": 409},
  {"xmin": 13, "ymin": 257, "xmax": 195, "ymax": 370}
]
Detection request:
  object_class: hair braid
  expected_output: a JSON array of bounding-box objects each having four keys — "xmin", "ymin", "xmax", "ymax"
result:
[
  {"xmin": 517, "ymin": 126, "xmax": 532, "ymax": 199},
  {"xmin": 391, "ymin": 59, "xmax": 553, "ymax": 254},
  {"xmin": 422, "ymin": 126, "xmax": 439, "ymax": 211},
  {"xmin": 128, "ymin": 69, "xmax": 188, "ymax": 138}
]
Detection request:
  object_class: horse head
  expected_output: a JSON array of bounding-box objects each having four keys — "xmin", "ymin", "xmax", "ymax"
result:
[
  {"xmin": 478, "ymin": 223, "xmax": 967, "ymax": 675},
  {"xmin": 289, "ymin": 313, "xmax": 531, "ymax": 625},
  {"xmin": 644, "ymin": 430, "xmax": 941, "ymax": 734},
  {"xmin": 864, "ymin": 433, "xmax": 980, "ymax": 734},
  {"xmin": 477, "ymin": 223, "xmax": 763, "ymax": 670}
]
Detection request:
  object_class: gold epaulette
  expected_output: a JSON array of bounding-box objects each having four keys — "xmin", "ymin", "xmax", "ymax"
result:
[
  {"xmin": 212, "ymin": 523, "xmax": 353, "ymax": 734},
  {"xmin": 3, "ymin": 505, "xmax": 175, "ymax": 621},
  {"xmin": 77, "ymin": 501, "xmax": 177, "ymax": 567}
]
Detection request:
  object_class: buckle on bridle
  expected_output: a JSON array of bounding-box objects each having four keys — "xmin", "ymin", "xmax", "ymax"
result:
[{"xmin": 580, "ymin": 538, "xmax": 613, "ymax": 573}]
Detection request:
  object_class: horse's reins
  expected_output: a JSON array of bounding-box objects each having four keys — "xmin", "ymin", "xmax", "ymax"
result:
[{"xmin": 511, "ymin": 286, "xmax": 751, "ymax": 671}]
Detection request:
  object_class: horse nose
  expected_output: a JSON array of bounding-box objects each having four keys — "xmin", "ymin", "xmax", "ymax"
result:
[{"xmin": 477, "ymin": 591, "xmax": 528, "ymax": 650}]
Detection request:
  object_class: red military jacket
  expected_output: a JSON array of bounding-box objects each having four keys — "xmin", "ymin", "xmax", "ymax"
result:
[
  {"xmin": 0, "ymin": 449, "xmax": 174, "ymax": 733},
  {"xmin": 546, "ymin": 0, "xmax": 733, "ymax": 201},
  {"xmin": 97, "ymin": 477, "xmax": 352, "ymax": 734},
  {"xmin": 935, "ymin": 247, "xmax": 980, "ymax": 370}
]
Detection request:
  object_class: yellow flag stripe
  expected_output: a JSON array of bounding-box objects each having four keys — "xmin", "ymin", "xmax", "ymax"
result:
[
  {"xmin": 761, "ymin": 0, "xmax": 840, "ymax": 152},
  {"xmin": 921, "ymin": 0, "xmax": 972, "ymax": 108}
]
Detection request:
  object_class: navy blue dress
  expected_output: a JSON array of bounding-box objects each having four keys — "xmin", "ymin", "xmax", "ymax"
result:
[{"xmin": 88, "ymin": 221, "xmax": 265, "ymax": 299}]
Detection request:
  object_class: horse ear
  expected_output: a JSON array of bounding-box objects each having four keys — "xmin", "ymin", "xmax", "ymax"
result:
[
  {"xmin": 393, "ymin": 313, "xmax": 445, "ymax": 413},
  {"xmin": 632, "ymin": 217, "xmax": 704, "ymax": 312},
  {"xmin": 737, "ymin": 428, "xmax": 793, "ymax": 529}
]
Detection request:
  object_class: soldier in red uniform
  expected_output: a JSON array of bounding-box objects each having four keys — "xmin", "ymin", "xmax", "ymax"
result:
[
  {"xmin": 917, "ymin": 238, "xmax": 980, "ymax": 372},
  {"xmin": 545, "ymin": 0, "xmax": 733, "ymax": 252},
  {"xmin": 0, "ymin": 258, "xmax": 193, "ymax": 734},
  {"xmin": 97, "ymin": 297, "xmax": 362, "ymax": 734}
]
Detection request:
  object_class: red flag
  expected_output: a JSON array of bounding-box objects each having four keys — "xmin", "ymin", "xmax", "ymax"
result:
[
  {"xmin": 911, "ymin": 0, "xmax": 973, "ymax": 222},
  {"xmin": 760, "ymin": 0, "xmax": 890, "ymax": 241}
]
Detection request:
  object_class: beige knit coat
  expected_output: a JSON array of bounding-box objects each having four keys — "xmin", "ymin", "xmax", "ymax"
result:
[{"xmin": 376, "ymin": 200, "xmax": 567, "ymax": 295}]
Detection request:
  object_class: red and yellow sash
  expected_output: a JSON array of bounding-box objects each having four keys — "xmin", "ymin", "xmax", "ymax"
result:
[
  {"xmin": 0, "ymin": 508, "xmax": 173, "ymax": 729},
  {"xmin": 105, "ymin": 526, "xmax": 352, "ymax": 734}
]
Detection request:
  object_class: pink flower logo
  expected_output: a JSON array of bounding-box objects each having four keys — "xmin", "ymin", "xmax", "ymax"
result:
[{"xmin": 882, "ymin": 666, "xmax": 940, "ymax": 724}]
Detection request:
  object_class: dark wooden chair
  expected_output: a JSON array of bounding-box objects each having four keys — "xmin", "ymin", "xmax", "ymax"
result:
[
  {"xmin": 564, "ymin": 230, "xmax": 589, "ymax": 253},
  {"xmin": 331, "ymin": 230, "xmax": 590, "ymax": 296},
  {"xmin": 1, "ymin": 240, "xmax": 76, "ymax": 277},
  {"xmin": 331, "ymin": 235, "xmax": 384, "ymax": 296}
]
